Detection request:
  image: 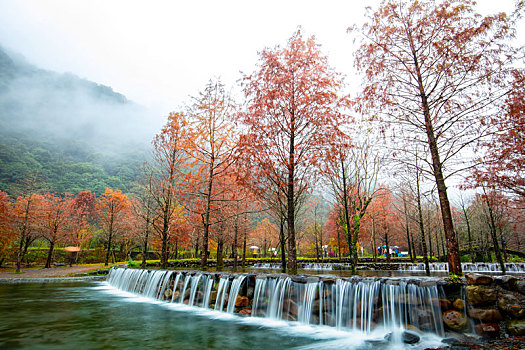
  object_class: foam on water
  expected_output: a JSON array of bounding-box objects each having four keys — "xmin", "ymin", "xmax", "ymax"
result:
[{"xmin": 103, "ymin": 268, "xmax": 448, "ymax": 349}]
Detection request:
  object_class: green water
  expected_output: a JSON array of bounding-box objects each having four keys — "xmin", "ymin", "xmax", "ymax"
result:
[
  {"xmin": 0, "ymin": 281, "xmax": 322, "ymax": 350},
  {"xmin": 0, "ymin": 280, "xmax": 446, "ymax": 350}
]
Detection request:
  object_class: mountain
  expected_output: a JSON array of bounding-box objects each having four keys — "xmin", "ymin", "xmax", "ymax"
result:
[{"xmin": 0, "ymin": 46, "xmax": 160, "ymax": 195}]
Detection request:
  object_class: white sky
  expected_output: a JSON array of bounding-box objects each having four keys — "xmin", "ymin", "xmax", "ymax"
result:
[{"xmin": 0, "ymin": 0, "xmax": 520, "ymax": 121}]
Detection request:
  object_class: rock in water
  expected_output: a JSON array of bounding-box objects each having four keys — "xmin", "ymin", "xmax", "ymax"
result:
[
  {"xmin": 466, "ymin": 286, "xmax": 497, "ymax": 306},
  {"xmin": 465, "ymin": 273, "xmax": 493, "ymax": 285},
  {"xmin": 474, "ymin": 323, "xmax": 500, "ymax": 338},
  {"xmin": 401, "ymin": 331, "xmax": 420, "ymax": 344},
  {"xmin": 384, "ymin": 331, "xmax": 420, "ymax": 344},
  {"xmin": 238, "ymin": 308, "xmax": 252, "ymax": 316},
  {"xmin": 506, "ymin": 320, "xmax": 525, "ymax": 336},
  {"xmin": 442, "ymin": 310, "xmax": 468, "ymax": 331},
  {"xmin": 467, "ymin": 308, "xmax": 503, "ymax": 322},
  {"xmin": 235, "ymin": 296, "xmax": 250, "ymax": 307},
  {"xmin": 452, "ymin": 299, "xmax": 465, "ymax": 310},
  {"xmin": 497, "ymin": 294, "xmax": 525, "ymax": 319}
]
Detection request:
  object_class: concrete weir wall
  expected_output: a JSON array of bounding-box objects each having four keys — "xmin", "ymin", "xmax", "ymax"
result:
[{"xmin": 106, "ymin": 268, "xmax": 525, "ymax": 340}]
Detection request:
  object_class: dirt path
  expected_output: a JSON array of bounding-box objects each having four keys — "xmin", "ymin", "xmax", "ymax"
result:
[{"xmin": 0, "ymin": 264, "xmax": 110, "ymax": 279}]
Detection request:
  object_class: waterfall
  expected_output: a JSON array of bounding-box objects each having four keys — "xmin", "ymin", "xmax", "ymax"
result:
[
  {"xmin": 226, "ymin": 275, "xmax": 247, "ymax": 313},
  {"xmin": 251, "ymin": 263, "xmax": 281, "ymax": 269},
  {"xmin": 301, "ymin": 263, "xmax": 333, "ymax": 271},
  {"xmin": 106, "ymin": 268, "xmax": 446, "ymax": 337},
  {"xmin": 398, "ymin": 262, "xmax": 525, "ymax": 273},
  {"xmin": 215, "ymin": 276, "xmax": 231, "ymax": 312}
]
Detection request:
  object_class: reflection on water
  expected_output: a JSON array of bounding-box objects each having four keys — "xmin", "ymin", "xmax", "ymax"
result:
[
  {"xmin": 0, "ymin": 281, "xmax": 318, "ymax": 350},
  {"xmin": 0, "ymin": 281, "xmax": 444, "ymax": 350}
]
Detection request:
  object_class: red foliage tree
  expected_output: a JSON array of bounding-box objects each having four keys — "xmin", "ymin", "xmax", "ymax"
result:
[
  {"xmin": 352, "ymin": 0, "xmax": 522, "ymax": 275},
  {"xmin": 0, "ymin": 191, "xmax": 15, "ymax": 266},
  {"xmin": 99, "ymin": 187, "xmax": 132, "ymax": 266},
  {"xmin": 238, "ymin": 30, "xmax": 348, "ymax": 272},
  {"xmin": 40, "ymin": 193, "xmax": 73, "ymax": 268}
]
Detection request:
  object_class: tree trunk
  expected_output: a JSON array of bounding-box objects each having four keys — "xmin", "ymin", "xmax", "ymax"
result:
[
  {"xmin": 105, "ymin": 231, "xmax": 113, "ymax": 266},
  {"xmin": 384, "ymin": 228, "xmax": 391, "ymax": 263},
  {"xmin": 201, "ymin": 160, "xmax": 215, "ymax": 268},
  {"xmin": 104, "ymin": 211, "xmax": 114, "ymax": 267},
  {"xmin": 372, "ymin": 217, "xmax": 377, "ymax": 263},
  {"xmin": 280, "ymin": 216, "xmax": 286, "ymax": 273},
  {"xmin": 403, "ymin": 197, "xmax": 414, "ymax": 263},
  {"xmin": 341, "ymin": 159, "xmax": 355, "ymax": 274},
  {"xmin": 217, "ymin": 238, "xmax": 224, "ymax": 268},
  {"xmin": 463, "ymin": 206, "xmax": 475, "ymax": 263},
  {"xmin": 141, "ymin": 229, "xmax": 149, "ymax": 267},
  {"xmin": 410, "ymin": 36, "xmax": 462, "ymax": 276},
  {"xmin": 242, "ymin": 215, "xmax": 247, "ymax": 268},
  {"xmin": 287, "ymin": 126, "xmax": 297, "ymax": 273},
  {"xmin": 45, "ymin": 240, "xmax": 55, "ymax": 268},
  {"xmin": 484, "ymin": 192, "xmax": 506, "ymax": 274},
  {"xmin": 194, "ymin": 235, "xmax": 200, "ymax": 259},
  {"xmin": 233, "ymin": 212, "xmax": 239, "ymax": 270},
  {"xmin": 416, "ymin": 170, "xmax": 430, "ymax": 276}
]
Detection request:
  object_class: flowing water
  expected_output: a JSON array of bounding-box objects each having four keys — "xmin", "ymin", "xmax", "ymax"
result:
[
  {"xmin": 0, "ymin": 281, "xmax": 325, "ymax": 349},
  {"xmin": 398, "ymin": 262, "xmax": 525, "ymax": 273},
  {"xmin": 102, "ymin": 268, "xmax": 447, "ymax": 349}
]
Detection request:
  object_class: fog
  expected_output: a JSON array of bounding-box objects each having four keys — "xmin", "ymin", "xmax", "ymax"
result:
[{"xmin": 0, "ymin": 46, "xmax": 161, "ymax": 157}]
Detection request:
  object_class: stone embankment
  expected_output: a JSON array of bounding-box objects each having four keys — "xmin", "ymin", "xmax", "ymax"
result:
[
  {"xmin": 117, "ymin": 267, "xmax": 525, "ymax": 341},
  {"xmin": 439, "ymin": 273, "xmax": 525, "ymax": 339}
]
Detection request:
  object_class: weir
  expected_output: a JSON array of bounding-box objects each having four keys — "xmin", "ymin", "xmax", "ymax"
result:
[
  {"xmin": 398, "ymin": 262, "xmax": 525, "ymax": 273},
  {"xmin": 106, "ymin": 267, "xmax": 446, "ymax": 337}
]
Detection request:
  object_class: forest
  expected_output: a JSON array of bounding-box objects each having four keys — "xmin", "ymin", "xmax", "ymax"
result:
[{"xmin": 1, "ymin": 0, "xmax": 524, "ymax": 276}]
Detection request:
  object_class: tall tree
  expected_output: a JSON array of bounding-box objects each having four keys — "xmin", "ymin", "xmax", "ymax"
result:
[
  {"xmin": 0, "ymin": 191, "xmax": 14, "ymax": 267},
  {"xmin": 41, "ymin": 193, "xmax": 72, "ymax": 268},
  {"xmin": 148, "ymin": 112, "xmax": 190, "ymax": 268},
  {"xmin": 184, "ymin": 80, "xmax": 238, "ymax": 268},
  {"xmin": 238, "ymin": 30, "xmax": 348, "ymax": 273},
  {"xmin": 326, "ymin": 141, "xmax": 384, "ymax": 273},
  {"xmin": 99, "ymin": 187, "xmax": 131, "ymax": 266},
  {"xmin": 474, "ymin": 69, "xmax": 525, "ymax": 199},
  {"xmin": 352, "ymin": 0, "xmax": 522, "ymax": 275},
  {"xmin": 13, "ymin": 193, "xmax": 43, "ymax": 272}
]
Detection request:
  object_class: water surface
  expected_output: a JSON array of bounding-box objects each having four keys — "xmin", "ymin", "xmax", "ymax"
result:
[{"xmin": 0, "ymin": 281, "xmax": 443, "ymax": 350}]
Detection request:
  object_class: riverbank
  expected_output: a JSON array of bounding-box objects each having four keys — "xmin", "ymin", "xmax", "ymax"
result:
[{"xmin": 0, "ymin": 264, "xmax": 112, "ymax": 279}]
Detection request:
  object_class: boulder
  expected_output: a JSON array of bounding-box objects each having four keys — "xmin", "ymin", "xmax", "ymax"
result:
[
  {"xmin": 467, "ymin": 308, "xmax": 503, "ymax": 322},
  {"xmin": 452, "ymin": 299, "xmax": 465, "ymax": 310},
  {"xmin": 401, "ymin": 330, "xmax": 420, "ymax": 344},
  {"xmin": 440, "ymin": 299, "xmax": 452, "ymax": 310},
  {"xmin": 465, "ymin": 273, "xmax": 493, "ymax": 285},
  {"xmin": 238, "ymin": 308, "xmax": 252, "ymax": 316},
  {"xmin": 209, "ymin": 291, "xmax": 217, "ymax": 303},
  {"xmin": 235, "ymin": 295, "xmax": 250, "ymax": 308},
  {"xmin": 466, "ymin": 286, "xmax": 497, "ymax": 306},
  {"xmin": 441, "ymin": 337, "xmax": 460, "ymax": 345},
  {"xmin": 497, "ymin": 293, "xmax": 525, "ymax": 319},
  {"xmin": 494, "ymin": 275, "xmax": 518, "ymax": 291},
  {"xmin": 474, "ymin": 323, "xmax": 500, "ymax": 338},
  {"xmin": 384, "ymin": 331, "xmax": 420, "ymax": 344},
  {"xmin": 164, "ymin": 288, "xmax": 173, "ymax": 298},
  {"xmin": 517, "ymin": 280, "xmax": 525, "ymax": 295},
  {"xmin": 506, "ymin": 320, "xmax": 525, "ymax": 336},
  {"xmin": 442, "ymin": 310, "xmax": 468, "ymax": 331}
]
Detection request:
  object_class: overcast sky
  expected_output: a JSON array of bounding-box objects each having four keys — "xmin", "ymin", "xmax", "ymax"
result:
[{"xmin": 0, "ymin": 0, "xmax": 521, "ymax": 120}]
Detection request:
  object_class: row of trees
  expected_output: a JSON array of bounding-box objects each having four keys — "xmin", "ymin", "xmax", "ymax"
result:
[{"xmin": 1, "ymin": 0, "xmax": 524, "ymax": 275}]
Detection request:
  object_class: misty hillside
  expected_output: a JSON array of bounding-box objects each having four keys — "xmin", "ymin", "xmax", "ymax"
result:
[{"xmin": 0, "ymin": 46, "xmax": 159, "ymax": 195}]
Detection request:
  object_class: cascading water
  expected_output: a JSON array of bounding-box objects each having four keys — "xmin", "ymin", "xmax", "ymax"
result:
[
  {"xmin": 106, "ymin": 268, "xmax": 447, "ymax": 347},
  {"xmin": 251, "ymin": 263, "xmax": 281, "ymax": 269},
  {"xmin": 398, "ymin": 262, "xmax": 525, "ymax": 273},
  {"xmin": 302, "ymin": 263, "xmax": 333, "ymax": 270}
]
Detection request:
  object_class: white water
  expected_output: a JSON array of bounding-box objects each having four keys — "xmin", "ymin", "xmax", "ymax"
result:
[
  {"xmin": 106, "ymin": 268, "xmax": 447, "ymax": 348},
  {"xmin": 398, "ymin": 262, "xmax": 525, "ymax": 273}
]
